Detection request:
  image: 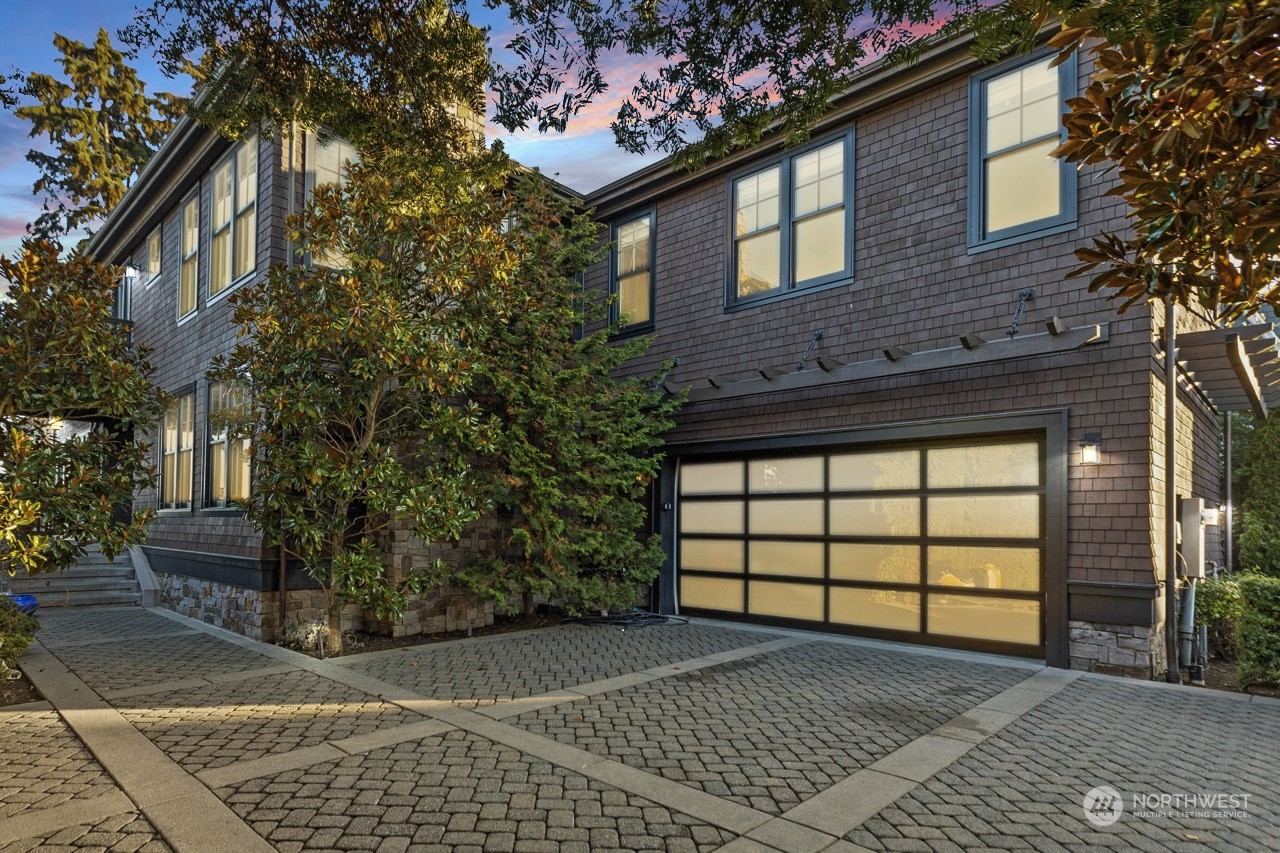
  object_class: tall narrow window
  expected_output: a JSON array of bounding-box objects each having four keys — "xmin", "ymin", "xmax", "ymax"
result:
[
  {"xmin": 730, "ymin": 134, "xmax": 851, "ymax": 305},
  {"xmin": 144, "ymin": 227, "xmax": 161, "ymax": 285},
  {"xmin": 306, "ymin": 133, "xmax": 359, "ymax": 268},
  {"xmin": 210, "ymin": 136, "xmax": 258, "ymax": 296},
  {"xmin": 611, "ymin": 213, "xmax": 653, "ymax": 329},
  {"xmin": 179, "ymin": 194, "xmax": 198, "ymax": 318},
  {"xmin": 160, "ymin": 392, "xmax": 194, "ymax": 510},
  {"xmin": 970, "ymin": 51, "xmax": 1076, "ymax": 248},
  {"xmin": 208, "ymin": 382, "xmax": 251, "ymax": 507}
]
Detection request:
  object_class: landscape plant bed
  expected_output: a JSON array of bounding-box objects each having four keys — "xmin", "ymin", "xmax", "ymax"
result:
[
  {"xmin": 1194, "ymin": 658, "xmax": 1280, "ymax": 698},
  {"xmin": 296, "ymin": 613, "xmax": 564, "ymax": 658},
  {"xmin": 0, "ymin": 671, "xmax": 42, "ymax": 707}
]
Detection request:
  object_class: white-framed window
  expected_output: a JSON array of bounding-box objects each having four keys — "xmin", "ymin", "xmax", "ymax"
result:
[
  {"xmin": 729, "ymin": 133, "xmax": 852, "ymax": 306},
  {"xmin": 611, "ymin": 212, "xmax": 654, "ymax": 329},
  {"xmin": 210, "ymin": 136, "xmax": 258, "ymax": 297},
  {"xmin": 179, "ymin": 194, "xmax": 198, "ymax": 319},
  {"xmin": 160, "ymin": 391, "xmax": 195, "ymax": 511},
  {"xmin": 143, "ymin": 227, "xmax": 161, "ymax": 286},
  {"xmin": 968, "ymin": 50, "xmax": 1077, "ymax": 249},
  {"xmin": 207, "ymin": 382, "xmax": 251, "ymax": 507},
  {"xmin": 305, "ymin": 132, "xmax": 359, "ymax": 268}
]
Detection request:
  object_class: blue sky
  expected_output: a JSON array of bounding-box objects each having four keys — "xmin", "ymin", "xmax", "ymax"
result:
[{"xmin": 0, "ymin": 1, "xmax": 664, "ymax": 258}]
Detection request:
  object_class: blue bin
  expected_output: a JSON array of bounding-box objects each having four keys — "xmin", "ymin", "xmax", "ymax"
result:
[{"xmin": 5, "ymin": 593, "xmax": 38, "ymax": 615}]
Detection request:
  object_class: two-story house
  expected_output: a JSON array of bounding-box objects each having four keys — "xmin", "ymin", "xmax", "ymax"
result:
[{"xmin": 87, "ymin": 33, "xmax": 1278, "ymax": 677}]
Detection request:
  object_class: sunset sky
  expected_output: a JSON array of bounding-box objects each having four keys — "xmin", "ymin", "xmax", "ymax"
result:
[{"xmin": 0, "ymin": 1, "xmax": 664, "ymax": 258}]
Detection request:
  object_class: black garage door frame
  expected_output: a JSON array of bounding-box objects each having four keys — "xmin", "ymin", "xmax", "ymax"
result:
[{"xmin": 656, "ymin": 409, "xmax": 1070, "ymax": 668}]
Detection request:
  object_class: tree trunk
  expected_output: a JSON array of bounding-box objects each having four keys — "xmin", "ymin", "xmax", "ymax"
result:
[
  {"xmin": 324, "ymin": 596, "xmax": 344, "ymax": 657},
  {"xmin": 523, "ymin": 590, "xmax": 534, "ymax": 616}
]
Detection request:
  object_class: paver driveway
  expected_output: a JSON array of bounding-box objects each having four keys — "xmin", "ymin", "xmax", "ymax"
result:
[{"xmin": 5, "ymin": 606, "xmax": 1279, "ymax": 852}]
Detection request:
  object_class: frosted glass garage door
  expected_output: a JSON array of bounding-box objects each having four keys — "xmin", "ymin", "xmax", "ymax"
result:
[{"xmin": 676, "ymin": 437, "xmax": 1045, "ymax": 654}]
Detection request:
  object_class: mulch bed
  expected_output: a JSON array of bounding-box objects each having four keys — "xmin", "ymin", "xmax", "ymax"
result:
[
  {"xmin": 1194, "ymin": 657, "xmax": 1280, "ymax": 698},
  {"xmin": 300, "ymin": 613, "xmax": 563, "ymax": 659},
  {"xmin": 0, "ymin": 671, "xmax": 42, "ymax": 707}
]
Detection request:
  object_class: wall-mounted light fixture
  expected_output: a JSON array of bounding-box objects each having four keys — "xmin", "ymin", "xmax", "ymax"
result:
[{"xmin": 1080, "ymin": 432, "xmax": 1103, "ymax": 465}]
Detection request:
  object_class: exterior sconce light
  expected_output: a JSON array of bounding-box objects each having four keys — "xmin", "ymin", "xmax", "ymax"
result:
[{"xmin": 1080, "ymin": 432, "xmax": 1103, "ymax": 465}]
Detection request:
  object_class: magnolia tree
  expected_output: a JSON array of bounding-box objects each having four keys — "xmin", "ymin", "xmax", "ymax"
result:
[
  {"xmin": 209, "ymin": 151, "xmax": 519, "ymax": 654},
  {"xmin": 0, "ymin": 242, "xmax": 163, "ymax": 577}
]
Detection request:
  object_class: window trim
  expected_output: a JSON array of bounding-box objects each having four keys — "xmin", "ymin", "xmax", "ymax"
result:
[
  {"xmin": 609, "ymin": 208, "xmax": 656, "ymax": 334},
  {"xmin": 178, "ymin": 192, "xmax": 199, "ymax": 324},
  {"xmin": 724, "ymin": 130, "xmax": 855, "ymax": 310},
  {"xmin": 158, "ymin": 384, "xmax": 197, "ymax": 513},
  {"xmin": 204, "ymin": 380, "xmax": 251, "ymax": 513},
  {"xmin": 967, "ymin": 48, "xmax": 1078, "ymax": 253},
  {"xmin": 207, "ymin": 135, "xmax": 258, "ymax": 304},
  {"xmin": 304, "ymin": 131, "xmax": 360, "ymax": 269},
  {"xmin": 143, "ymin": 226, "xmax": 162, "ymax": 287}
]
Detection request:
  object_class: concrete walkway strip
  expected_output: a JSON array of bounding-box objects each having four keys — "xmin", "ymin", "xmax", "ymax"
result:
[
  {"xmin": 0, "ymin": 699, "xmax": 53, "ymax": 713},
  {"xmin": 21, "ymin": 643, "xmax": 274, "ymax": 853},
  {"xmin": 779, "ymin": 667, "xmax": 1081, "ymax": 838},
  {"xmin": 743, "ymin": 817, "xmax": 838, "ymax": 852},
  {"xmin": 196, "ymin": 744, "xmax": 347, "ymax": 789},
  {"xmin": 0, "ymin": 790, "xmax": 136, "ymax": 846}
]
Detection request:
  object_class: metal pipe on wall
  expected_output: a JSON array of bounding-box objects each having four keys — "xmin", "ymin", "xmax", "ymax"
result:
[
  {"xmin": 1225, "ymin": 412, "xmax": 1233, "ymax": 573},
  {"xmin": 1165, "ymin": 296, "xmax": 1180, "ymax": 683}
]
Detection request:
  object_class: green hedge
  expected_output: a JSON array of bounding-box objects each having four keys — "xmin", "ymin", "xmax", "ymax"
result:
[
  {"xmin": 0, "ymin": 598, "xmax": 39, "ymax": 681},
  {"xmin": 1196, "ymin": 576, "xmax": 1243, "ymax": 659},
  {"xmin": 1238, "ymin": 574, "xmax": 1280, "ymax": 691}
]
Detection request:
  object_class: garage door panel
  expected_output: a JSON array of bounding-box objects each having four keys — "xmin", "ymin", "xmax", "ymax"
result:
[
  {"xmin": 829, "ymin": 449, "xmax": 920, "ymax": 491},
  {"xmin": 829, "ymin": 543, "xmax": 920, "ymax": 583},
  {"xmin": 927, "ymin": 545, "xmax": 1040, "ymax": 591},
  {"xmin": 830, "ymin": 587, "xmax": 922, "ymax": 632},
  {"xmin": 927, "ymin": 595, "xmax": 1041, "ymax": 645},
  {"xmin": 680, "ymin": 539, "xmax": 744, "ymax": 573},
  {"xmin": 749, "ymin": 499, "xmax": 824, "ymax": 535},
  {"xmin": 829, "ymin": 497, "xmax": 920, "ymax": 537},
  {"xmin": 681, "ymin": 500, "xmax": 745, "ymax": 534},
  {"xmin": 927, "ymin": 494, "xmax": 1040, "ymax": 539},
  {"xmin": 682, "ymin": 576, "xmax": 744, "ymax": 611},
  {"xmin": 927, "ymin": 442, "xmax": 1040, "ymax": 489},
  {"xmin": 748, "ymin": 581, "xmax": 824, "ymax": 621},
  {"xmin": 749, "ymin": 457, "xmax": 824, "ymax": 493},
  {"xmin": 681, "ymin": 461, "xmax": 745, "ymax": 495},
  {"xmin": 750, "ymin": 540, "xmax": 824, "ymax": 577}
]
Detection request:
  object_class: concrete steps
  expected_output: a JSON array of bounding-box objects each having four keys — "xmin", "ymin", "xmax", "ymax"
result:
[{"xmin": 6, "ymin": 546, "xmax": 142, "ymax": 607}]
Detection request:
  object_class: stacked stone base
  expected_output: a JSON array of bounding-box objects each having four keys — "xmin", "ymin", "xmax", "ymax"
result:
[
  {"xmin": 153, "ymin": 570, "xmax": 493, "ymax": 645},
  {"xmin": 1068, "ymin": 620, "xmax": 1158, "ymax": 678}
]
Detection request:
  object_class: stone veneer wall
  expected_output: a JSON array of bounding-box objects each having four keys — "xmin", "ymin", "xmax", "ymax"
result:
[{"xmin": 1068, "ymin": 620, "xmax": 1162, "ymax": 678}]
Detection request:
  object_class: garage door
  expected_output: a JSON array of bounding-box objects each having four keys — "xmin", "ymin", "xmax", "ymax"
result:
[{"xmin": 676, "ymin": 436, "xmax": 1045, "ymax": 655}]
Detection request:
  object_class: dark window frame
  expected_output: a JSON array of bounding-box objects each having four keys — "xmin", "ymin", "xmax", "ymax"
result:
[
  {"xmin": 609, "ymin": 208, "xmax": 656, "ymax": 335},
  {"xmin": 967, "ymin": 48, "xmax": 1078, "ymax": 252},
  {"xmin": 204, "ymin": 380, "xmax": 251, "ymax": 513},
  {"xmin": 178, "ymin": 190, "xmax": 200, "ymax": 323},
  {"xmin": 724, "ymin": 130, "xmax": 855, "ymax": 311},
  {"xmin": 158, "ymin": 383, "xmax": 197, "ymax": 513},
  {"xmin": 207, "ymin": 135, "xmax": 259, "ymax": 303}
]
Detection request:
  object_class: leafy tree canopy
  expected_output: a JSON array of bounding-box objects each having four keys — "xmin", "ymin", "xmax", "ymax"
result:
[
  {"xmin": 123, "ymin": 0, "xmax": 487, "ymax": 156},
  {"xmin": 0, "ymin": 241, "xmax": 164, "ymax": 576},
  {"xmin": 13, "ymin": 29, "xmax": 185, "ymax": 241}
]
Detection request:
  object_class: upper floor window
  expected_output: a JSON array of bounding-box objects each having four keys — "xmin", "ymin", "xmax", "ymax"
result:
[
  {"xmin": 969, "ymin": 51, "xmax": 1077, "ymax": 250},
  {"xmin": 179, "ymin": 194, "xmax": 198, "ymax": 319},
  {"xmin": 210, "ymin": 136, "xmax": 258, "ymax": 297},
  {"xmin": 730, "ymin": 134, "xmax": 852, "ymax": 306},
  {"xmin": 611, "ymin": 212, "xmax": 654, "ymax": 330},
  {"xmin": 306, "ymin": 133, "xmax": 360, "ymax": 267},
  {"xmin": 160, "ymin": 390, "xmax": 194, "ymax": 511},
  {"xmin": 143, "ymin": 227, "xmax": 161, "ymax": 285},
  {"xmin": 208, "ymin": 381, "xmax": 251, "ymax": 508}
]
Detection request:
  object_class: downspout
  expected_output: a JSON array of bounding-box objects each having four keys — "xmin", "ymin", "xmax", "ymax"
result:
[
  {"xmin": 278, "ymin": 120, "xmax": 298, "ymax": 637},
  {"xmin": 1225, "ymin": 412, "xmax": 1233, "ymax": 573},
  {"xmin": 1165, "ymin": 296, "xmax": 1180, "ymax": 683}
]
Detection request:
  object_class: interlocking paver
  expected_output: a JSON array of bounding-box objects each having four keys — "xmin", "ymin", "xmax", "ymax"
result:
[
  {"xmin": 34, "ymin": 608, "xmax": 190, "ymax": 647},
  {"xmin": 515, "ymin": 641, "xmax": 1025, "ymax": 814},
  {"xmin": 847, "ymin": 679, "xmax": 1280, "ymax": 851},
  {"xmin": 47, "ymin": 632, "xmax": 277, "ymax": 693},
  {"xmin": 114, "ymin": 669, "xmax": 424, "ymax": 772},
  {"xmin": 336, "ymin": 623, "xmax": 768, "ymax": 706},
  {"xmin": 0, "ymin": 710, "xmax": 119, "ymax": 820},
  {"xmin": 217, "ymin": 729, "xmax": 737, "ymax": 852},
  {"xmin": 0, "ymin": 811, "xmax": 170, "ymax": 853}
]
